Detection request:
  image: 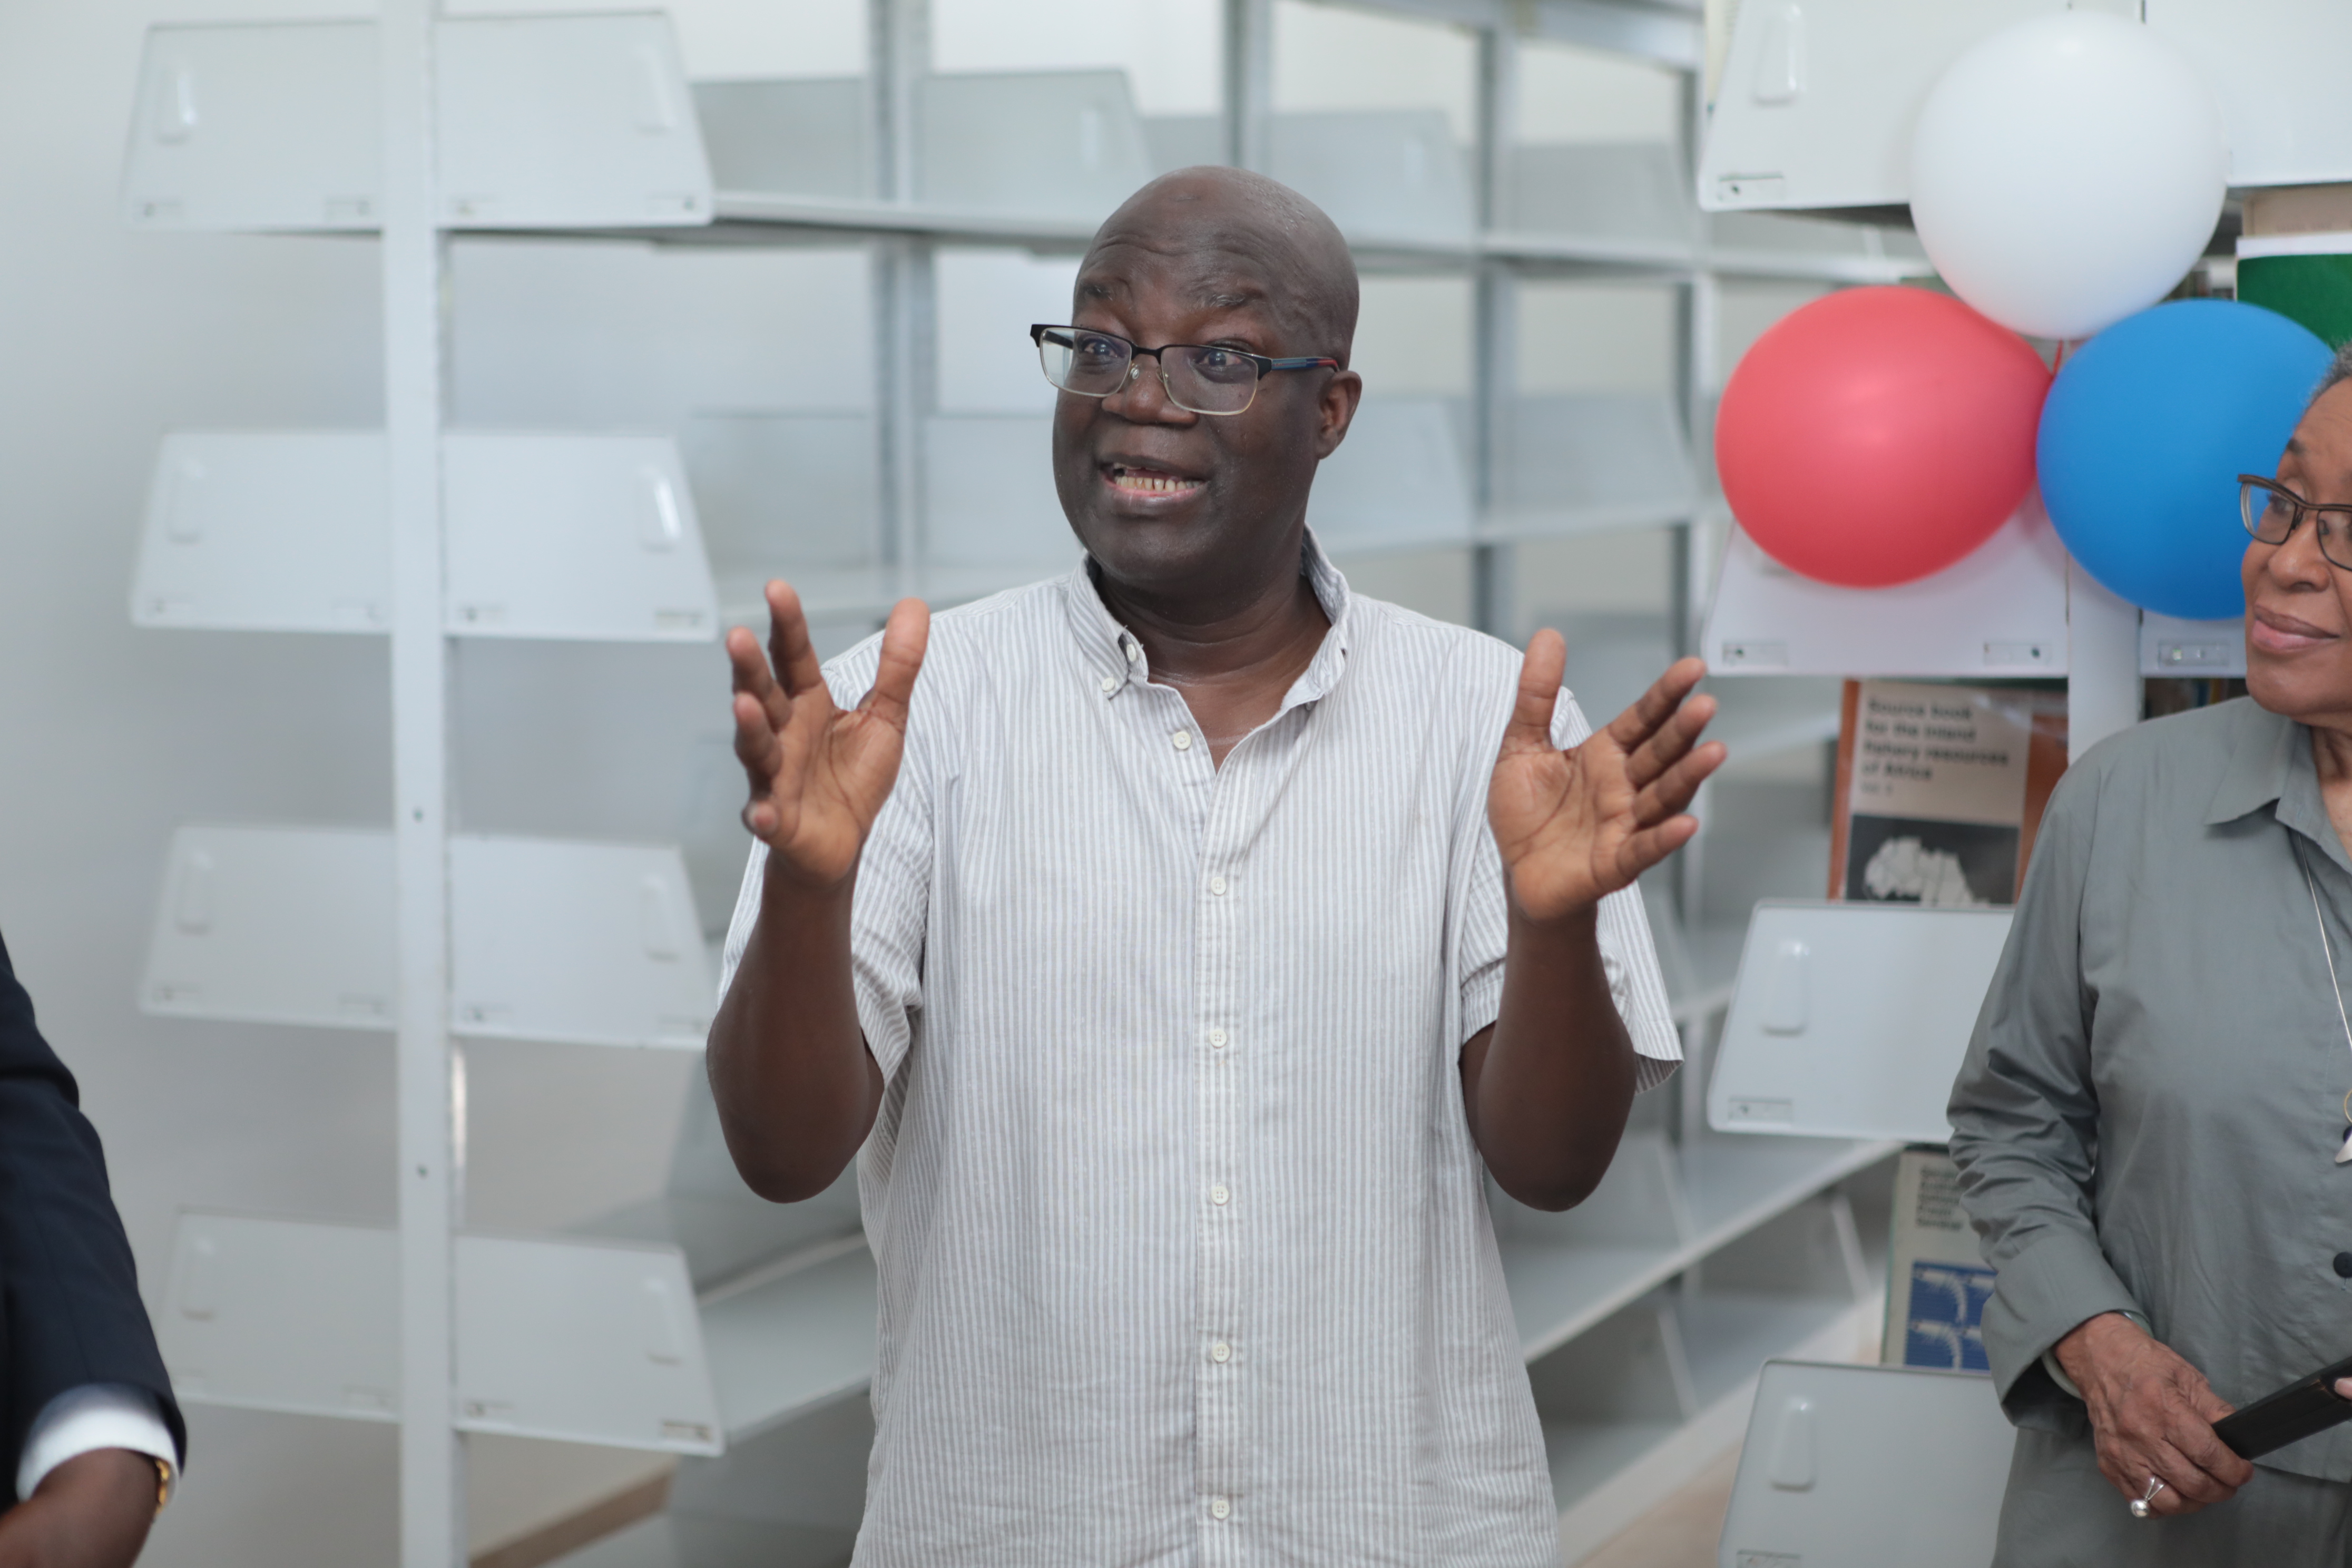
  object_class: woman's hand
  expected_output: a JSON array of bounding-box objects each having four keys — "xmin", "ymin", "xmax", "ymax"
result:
[{"xmin": 2053, "ymin": 1311, "xmax": 2252, "ymax": 1517}]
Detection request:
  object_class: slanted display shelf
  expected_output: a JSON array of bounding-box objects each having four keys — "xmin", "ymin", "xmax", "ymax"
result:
[
  {"xmin": 1704, "ymin": 502, "xmax": 2073, "ymax": 681},
  {"xmin": 132, "ymin": 432, "xmax": 718, "ymax": 642},
  {"xmin": 160, "ymin": 1211, "xmax": 729, "ymax": 1454},
  {"xmin": 141, "ymin": 825, "xmax": 714, "ymax": 1050},
  {"xmin": 1533, "ymin": 1190, "xmax": 1879, "ymax": 1554},
  {"xmin": 1498, "ymin": 1128, "xmax": 1889, "ymax": 1365},
  {"xmin": 1699, "ymin": 0, "xmax": 2352, "ymax": 215},
  {"xmin": 124, "ymin": 19, "xmax": 1932, "ymax": 287}
]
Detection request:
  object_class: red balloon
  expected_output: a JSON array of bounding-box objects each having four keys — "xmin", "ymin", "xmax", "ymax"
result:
[{"xmin": 1716, "ymin": 286, "xmax": 2050, "ymax": 587}]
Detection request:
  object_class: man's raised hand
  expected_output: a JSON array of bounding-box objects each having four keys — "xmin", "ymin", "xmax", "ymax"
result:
[
  {"xmin": 729, "ymin": 582, "xmax": 928, "ymax": 890},
  {"xmin": 1486, "ymin": 637, "xmax": 1724, "ymax": 923}
]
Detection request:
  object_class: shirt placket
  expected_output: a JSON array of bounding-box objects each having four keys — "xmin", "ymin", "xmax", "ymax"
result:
[{"xmin": 1193, "ymin": 718, "xmax": 1258, "ymax": 1557}]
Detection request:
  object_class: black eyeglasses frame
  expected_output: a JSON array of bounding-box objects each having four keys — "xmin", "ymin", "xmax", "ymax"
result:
[
  {"xmin": 2240, "ymin": 473, "xmax": 2352, "ymax": 572},
  {"xmin": 1030, "ymin": 323, "xmax": 1339, "ymax": 417}
]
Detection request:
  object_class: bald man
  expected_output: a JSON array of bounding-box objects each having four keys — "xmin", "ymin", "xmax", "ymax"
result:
[{"xmin": 709, "ymin": 168, "xmax": 1722, "ymax": 1565}]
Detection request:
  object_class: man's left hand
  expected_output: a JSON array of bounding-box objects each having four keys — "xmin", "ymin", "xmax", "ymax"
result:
[
  {"xmin": 0, "ymin": 1449, "xmax": 161, "ymax": 1568},
  {"xmin": 1487, "ymin": 640, "xmax": 1723, "ymax": 922}
]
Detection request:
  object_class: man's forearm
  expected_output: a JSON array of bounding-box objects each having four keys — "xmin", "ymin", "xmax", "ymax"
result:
[
  {"xmin": 1462, "ymin": 904, "xmax": 1637, "ymax": 1211},
  {"xmin": 705, "ymin": 857, "xmax": 885, "ymax": 1202}
]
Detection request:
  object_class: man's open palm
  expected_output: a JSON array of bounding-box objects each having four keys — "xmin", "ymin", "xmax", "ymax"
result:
[
  {"xmin": 1487, "ymin": 638, "xmax": 1723, "ymax": 922},
  {"xmin": 729, "ymin": 582, "xmax": 929, "ymax": 890}
]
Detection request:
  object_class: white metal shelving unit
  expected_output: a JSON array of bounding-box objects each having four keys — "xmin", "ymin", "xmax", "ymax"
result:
[{"xmin": 121, "ymin": 3, "xmax": 1926, "ymax": 1563}]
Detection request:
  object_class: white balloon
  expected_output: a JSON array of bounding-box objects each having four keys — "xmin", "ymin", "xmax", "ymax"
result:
[{"xmin": 1908, "ymin": 12, "xmax": 2228, "ymax": 342}]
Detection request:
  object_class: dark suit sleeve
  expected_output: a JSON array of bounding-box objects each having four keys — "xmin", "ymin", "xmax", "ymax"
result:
[{"xmin": 0, "ymin": 930, "xmax": 185, "ymax": 1502}]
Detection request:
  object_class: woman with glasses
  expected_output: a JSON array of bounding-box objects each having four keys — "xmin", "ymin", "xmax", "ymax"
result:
[{"xmin": 1948, "ymin": 342, "xmax": 2352, "ymax": 1563}]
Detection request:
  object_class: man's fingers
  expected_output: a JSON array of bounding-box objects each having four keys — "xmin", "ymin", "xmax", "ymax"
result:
[
  {"xmin": 1632, "ymin": 742, "xmax": 1727, "ymax": 827},
  {"xmin": 1505, "ymin": 630, "xmax": 1569, "ymax": 752},
  {"xmin": 728, "ymin": 624, "xmax": 779, "ymax": 700},
  {"xmin": 1611, "ymin": 815, "xmax": 1700, "ymax": 883},
  {"xmin": 1605, "ymin": 656, "xmax": 1707, "ymax": 751},
  {"xmin": 730, "ymin": 621, "xmax": 797, "ymax": 734},
  {"xmin": 765, "ymin": 580, "xmax": 828, "ymax": 699},
  {"xmin": 733, "ymin": 691, "xmax": 784, "ymax": 781},
  {"xmin": 860, "ymin": 597, "xmax": 931, "ymax": 730},
  {"xmin": 1623, "ymin": 691, "xmax": 1719, "ymax": 789}
]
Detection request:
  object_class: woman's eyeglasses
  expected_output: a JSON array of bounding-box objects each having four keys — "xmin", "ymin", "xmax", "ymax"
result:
[{"xmin": 2241, "ymin": 475, "xmax": 2352, "ymax": 571}]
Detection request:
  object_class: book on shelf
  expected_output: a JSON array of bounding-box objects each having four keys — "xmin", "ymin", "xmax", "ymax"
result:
[
  {"xmin": 1828, "ymin": 679, "xmax": 2068, "ymax": 908},
  {"xmin": 1883, "ymin": 1147, "xmax": 1993, "ymax": 1375}
]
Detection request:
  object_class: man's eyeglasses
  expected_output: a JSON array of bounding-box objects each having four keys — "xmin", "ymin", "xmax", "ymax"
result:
[
  {"xmin": 2241, "ymin": 474, "xmax": 2352, "ymax": 571},
  {"xmin": 1031, "ymin": 324, "xmax": 1338, "ymax": 417}
]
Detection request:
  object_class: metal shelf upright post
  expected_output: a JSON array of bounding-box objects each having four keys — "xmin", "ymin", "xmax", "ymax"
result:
[
  {"xmin": 381, "ymin": 1, "xmax": 460, "ymax": 1563},
  {"xmin": 1471, "ymin": 24, "xmax": 1521, "ymax": 639},
  {"xmin": 871, "ymin": 0, "xmax": 931, "ymax": 603}
]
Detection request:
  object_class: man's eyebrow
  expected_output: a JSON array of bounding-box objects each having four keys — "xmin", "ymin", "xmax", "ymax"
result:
[
  {"xmin": 2288, "ymin": 438, "xmax": 2307, "ymax": 456},
  {"xmin": 1078, "ymin": 279, "xmax": 1115, "ymax": 302}
]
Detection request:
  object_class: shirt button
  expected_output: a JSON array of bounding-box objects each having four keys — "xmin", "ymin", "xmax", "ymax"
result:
[
  {"xmin": 1172, "ymin": 731, "xmax": 1193, "ymax": 751},
  {"xmin": 2334, "ymin": 1251, "xmax": 2352, "ymax": 1279},
  {"xmin": 1210, "ymin": 1184, "xmax": 1230, "ymax": 1206},
  {"xmin": 1210, "ymin": 1497, "xmax": 1231, "ymax": 1521},
  {"xmin": 1208, "ymin": 1027, "xmax": 1227, "ymax": 1048},
  {"xmin": 1099, "ymin": 674, "xmax": 1118, "ymax": 694},
  {"xmin": 1211, "ymin": 1340, "xmax": 1232, "ymax": 1363},
  {"xmin": 1125, "ymin": 640, "xmax": 1141, "ymax": 662},
  {"xmin": 1209, "ymin": 875, "xmax": 1228, "ymax": 895}
]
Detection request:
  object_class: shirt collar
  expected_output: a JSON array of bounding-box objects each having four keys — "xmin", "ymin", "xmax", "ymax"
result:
[
  {"xmin": 1057, "ymin": 527, "xmax": 1356, "ymax": 708},
  {"xmin": 2204, "ymin": 699, "xmax": 2352, "ymax": 873}
]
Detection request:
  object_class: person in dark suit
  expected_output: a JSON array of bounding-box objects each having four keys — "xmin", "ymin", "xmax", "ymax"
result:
[{"xmin": 1, "ymin": 930, "xmax": 183, "ymax": 1567}]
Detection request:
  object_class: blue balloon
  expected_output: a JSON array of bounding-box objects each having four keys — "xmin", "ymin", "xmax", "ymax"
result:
[{"xmin": 2037, "ymin": 299, "xmax": 2332, "ymax": 621}]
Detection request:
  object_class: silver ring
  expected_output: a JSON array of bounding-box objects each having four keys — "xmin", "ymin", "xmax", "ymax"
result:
[{"xmin": 2130, "ymin": 1476, "xmax": 2165, "ymax": 1518}]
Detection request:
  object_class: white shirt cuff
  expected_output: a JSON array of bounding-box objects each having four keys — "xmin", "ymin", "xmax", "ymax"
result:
[{"xmin": 14, "ymin": 1384, "xmax": 177, "ymax": 1506}]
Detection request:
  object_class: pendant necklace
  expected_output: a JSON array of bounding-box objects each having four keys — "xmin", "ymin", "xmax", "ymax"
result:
[{"xmin": 2294, "ymin": 839, "xmax": 2352, "ymax": 1164}]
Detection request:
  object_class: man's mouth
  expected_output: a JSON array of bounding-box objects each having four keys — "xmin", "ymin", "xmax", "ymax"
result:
[{"xmin": 1104, "ymin": 463, "xmax": 1205, "ymax": 498}]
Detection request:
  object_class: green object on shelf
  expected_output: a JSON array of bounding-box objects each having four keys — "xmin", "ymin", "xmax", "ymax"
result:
[{"xmin": 2239, "ymin": 252, "xmax": 2352, "ymax": 349}]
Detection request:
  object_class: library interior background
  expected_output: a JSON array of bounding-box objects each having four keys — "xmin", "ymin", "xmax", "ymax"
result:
[{"xmin": 4, "ymin": 0, "xmax": 2346, "ymax": 1563}]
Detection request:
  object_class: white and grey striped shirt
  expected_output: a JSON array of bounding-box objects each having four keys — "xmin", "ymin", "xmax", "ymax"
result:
[{"xmin": 720, "ymin": 536, "xmax": 1680, "ymax": 1567}]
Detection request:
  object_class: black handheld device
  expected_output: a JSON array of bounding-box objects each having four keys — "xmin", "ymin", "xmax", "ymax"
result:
[{"xmin": 2213, "ymin": 1354, "xmax": 2352, "ymax": 1459}]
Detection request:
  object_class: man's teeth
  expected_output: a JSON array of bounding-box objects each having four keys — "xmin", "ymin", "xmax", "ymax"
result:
[{"xmin": 1112, "ymin": 468, "xmax": 1201, "ymax": 494}]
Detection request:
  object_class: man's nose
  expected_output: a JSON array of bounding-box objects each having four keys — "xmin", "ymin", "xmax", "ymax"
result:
[{"xmin": 1102, "ymin": 355, "xmax": 1190, "ymax": 424}]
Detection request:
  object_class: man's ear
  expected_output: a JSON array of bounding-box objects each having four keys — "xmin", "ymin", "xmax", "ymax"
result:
[{"xmin": 1312, "ymin": 369, "xmax": 1364, "ymax": 460}]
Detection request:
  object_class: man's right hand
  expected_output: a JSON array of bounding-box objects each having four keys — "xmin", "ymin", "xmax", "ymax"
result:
[
  {"xmin": 2052, "ymin": 1311, "xmax": 2252, "ymax": 1517},
  {"xmin": 729, "ymin": 582, "xmax": 929, "ymax": 889}
]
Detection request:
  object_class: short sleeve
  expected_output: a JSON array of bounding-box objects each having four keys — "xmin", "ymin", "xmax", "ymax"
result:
[
  {"xmin": 1455, "ymin": 686, "xmax": 1683, "ymax": 1091},
  {"xmin": 716, "ymin": 636, "xmax": 933, "ymax": 1085}
]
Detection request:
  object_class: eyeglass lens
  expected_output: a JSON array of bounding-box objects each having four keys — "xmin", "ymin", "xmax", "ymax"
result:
[
  {"xmin": 1035, "ymin": 328, "xmax": 1260, "ymax": 416},
  {"xmin": 2243, "ymin": 481, "xmax": 2352, "ymax": 570}
]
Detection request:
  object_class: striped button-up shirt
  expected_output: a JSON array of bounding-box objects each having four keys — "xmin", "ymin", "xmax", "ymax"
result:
[{"xmin": 720, "ymin": 537, "xmax": 1680, "ymax": 1566}]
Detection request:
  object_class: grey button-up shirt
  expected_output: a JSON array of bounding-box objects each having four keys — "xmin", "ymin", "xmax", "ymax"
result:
[
  {"xmin": 1949, "ymin": 697, "xmax": 2352, "ymax": 1481},
  {"xmin": 720, "ymin": 538, "xmax": 1680, "ymax": 1565}
]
